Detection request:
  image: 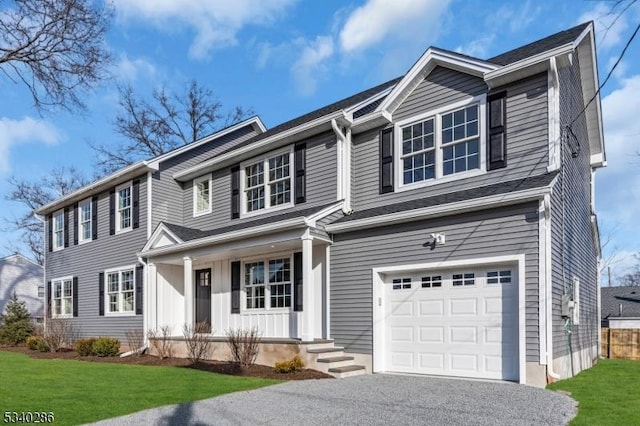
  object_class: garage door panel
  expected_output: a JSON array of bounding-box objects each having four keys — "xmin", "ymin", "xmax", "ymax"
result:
[
  {"xmin": 419, "ymin": 326, "xmax": 444, "ymax": 343},
  {"xmin": 390, "ymin": 300, "xmax": 414, "ymax": 316},
  {"xmin": 450, "ymin": 326, "xmax": 477, "ymax": 344},
  {"xmin": 450, "ymin": 298, "xmax": 478, "ymax": 315},
  {"xmin": 419, "ymin": 353, "xmax": 444, "ymax": 369},
  {"xmin": 450, "ymin": 354, "xmax": 478, "ymax": 372},
  {"xmin": 390, "ymin": 352, "xmax": 414, "ymax": 368},
  {"xmin": 390, "ymin": 326, "xmax": 413, "ymax": 343},
  {"xmin": 419, "ymin": 300, "xmax": 444, "ymax": 316}
]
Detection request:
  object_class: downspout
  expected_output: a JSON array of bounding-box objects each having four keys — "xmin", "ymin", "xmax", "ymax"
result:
[
  {"xmin": 544, "ymin": 194, "xmax": 561, "ymax": 380},
  {"xmin": 125, "ymin": 255, "xmax": 150, "ymax": 357},
  {"xmin": 33, "ymin": 213, "xmax": 46, "ymax": 325},
  {"xmin": 331, "ymin": 119, "xmax": 351, "ymax": 213}
]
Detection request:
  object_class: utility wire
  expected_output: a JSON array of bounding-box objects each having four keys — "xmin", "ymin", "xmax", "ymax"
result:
[{"xmin": 569, "ymin": 20, "xmax": 640, "ymax": 128}]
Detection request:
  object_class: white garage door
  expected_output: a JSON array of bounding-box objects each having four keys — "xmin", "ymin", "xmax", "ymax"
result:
[{"xmin": 383, "ymin": 266, "xmax": 518, "ymax": 381}]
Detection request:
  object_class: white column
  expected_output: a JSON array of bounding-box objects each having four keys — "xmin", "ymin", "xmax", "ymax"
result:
[
  {"xmin": 301, "ymin": 232, "xmax": 315, "ymax": 341},
  {"xmin": 183, "ymin": 256, "xmax": 193, "ymax": 326},
  {"xmin": 147, "ymin": 263, "xmax": 157, "ymax": 333}
]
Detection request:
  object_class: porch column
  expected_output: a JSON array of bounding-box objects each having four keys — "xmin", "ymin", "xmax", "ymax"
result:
[
  {"xmin": 183, "ymin": 256, "xmax": 193, "ymax": 326},
  {"xmin": 301, "ymin": 232, "xmax": 315, "ymax": 341},
  {"xmin": 147, "ymin": 263, "xmax": 157, "ymax": 333}
]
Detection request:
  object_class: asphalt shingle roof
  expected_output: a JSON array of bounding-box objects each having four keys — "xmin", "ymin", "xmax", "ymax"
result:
[{"xmin": 601, "ymin": 286, "xmax": 640, "ymax": 319}]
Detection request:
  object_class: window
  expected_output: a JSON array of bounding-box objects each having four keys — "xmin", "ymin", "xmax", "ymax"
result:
[
  {"xmin": 242, "ymin": 149, "xmax": 293, "ymax": 215},
  {"xmin": 116, "ymin": 183, "xmax": 132, "ymax": 232},
  {"xmin": 421, "ymin": 276, "xmax": 442, "ymax": 288},
  {"xmin": 452, "ymin": 273, "xmax": 475, "ymax": 287},
  {"xmin": 487, "ymin": 270, "xmax": 512, "ymax": 285},
  {"xmin": 244, "ymin": 257, "xmax": 292, "ymax": 310},
  {"xmin": 53, "ymin": 209, "xmax": 64, "ymax": 250},
  {"xmin": 392, "ymin": 278, "xmax": 412, "ymax": 290},
  {"xmin": 397, "ymin": 98, "xmax": 485, "ymax": 188},
  {"xmin": 38, "ymin": 285, "xmax": 45, "ymax": 298},
  {"xmin": 78, "ymin": 199, "xmax": 91, "ymax": 243},
  {"xmin": 193, "ymin": 175, "xmax": 211, "ymax": 216},
  {"xmin": 105, "ymin": 267, "xmax": 135, "ymax": 314},
  {"xmin": 52, "ymin": 277, "xmax": 73, "ymax": 318}
]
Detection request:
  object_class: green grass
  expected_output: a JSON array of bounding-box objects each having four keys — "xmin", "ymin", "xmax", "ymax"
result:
[
  {"xmin": 547, "ymin": 358, "xmax": 640, "ymax": 425},
  {"xmin": 0, "ymin": 351, "xmax": 279, "ymax": 425}
]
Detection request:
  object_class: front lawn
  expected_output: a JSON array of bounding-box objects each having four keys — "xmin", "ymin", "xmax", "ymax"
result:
[
  {"xmin": 0, "ymin": 351, "xmax": 279, "ymax": 425},
  {"xmin": 547, "ymin": 358, "xmax": 640, "ymax": 425}
]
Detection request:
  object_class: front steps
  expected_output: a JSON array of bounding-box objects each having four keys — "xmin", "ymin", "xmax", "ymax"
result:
[{"xmin": 305, "ymin": 341, "xmax": 366, "ymax": 378}]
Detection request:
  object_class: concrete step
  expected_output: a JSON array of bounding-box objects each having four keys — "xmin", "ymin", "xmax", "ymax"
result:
[
  {"xmin": 315, "ymin": 356, "xmax": 355, "ymax": 371},
  {"xmin": 303, "ymin": 339, "xmax": 336, "ymax": 351},
  {"xmin": 328, "ymin": 365, "xmax": 366, "ymax": 378},
  {"xmin": 306, "ymin": 346, "xmax": 345, "ymax": 354}
]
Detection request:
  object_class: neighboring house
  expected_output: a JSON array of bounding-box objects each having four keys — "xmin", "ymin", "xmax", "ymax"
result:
[
  {"xmin": 0, "ymin": 254, "xmax": 44, "ymax": 322},
  {"xmin": 601, "ymin": 286, "xmax": 640, "ymax": 328},
  {"xmin": 36, "ymin": 22, "xmax": 604, "ymax": 387}
]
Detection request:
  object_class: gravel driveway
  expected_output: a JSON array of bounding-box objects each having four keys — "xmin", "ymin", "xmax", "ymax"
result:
[{"xmin": 92, "ymin": 374, "xmax": 576, "ymax": 426}]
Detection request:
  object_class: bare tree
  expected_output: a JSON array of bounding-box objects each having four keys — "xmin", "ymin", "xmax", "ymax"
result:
[
  {"xmin": 91, "ymin": 80, "xmax": 253, "ymax": 175},
  {"xmin": 0, "ymin": 0, "xmax": 112, "ymax": 111},
  {"xmin": 5, "ymin": 167, "xmax": 88, "ymax": 264},
  {"xmin": 620, "ymin": 253, "xmax": 640, "ymax": 286}
]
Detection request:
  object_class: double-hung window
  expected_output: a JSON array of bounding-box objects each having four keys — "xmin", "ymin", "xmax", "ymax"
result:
[
  {"xmin": 244, "ymin": 257, "xmax": 292, "ymax": 310},
  {"xmin": 116, "ymin": 183, "xmax": 132, "ymax": 232},
  {"xmin": 105, "ymin": 267, "xmax": 135, "ymax": 315},
  {"xmin": 242, "ymin": 149, "xmax": 293, "ymax": 215},
  {"xmin": 52, "ymin": 209, "xmax": 64, "ymax": 250},
  {"xmin": 52, "ymin": 277, "xmax": 73, "ymax": 318},
  {"xmin": 193, "ymin": 174, "xmax": 211, "ymax": 216},
  {"xmin": 397, "ymin": 97, "xmax": 485, "ymax": 188},
  {"xmin": 78, "ymin": 199, "xmax": 91, "ymax": 243}
]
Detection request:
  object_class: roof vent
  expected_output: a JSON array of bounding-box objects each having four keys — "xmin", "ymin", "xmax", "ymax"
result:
[{"xmin": 619, "ymin": 303, "xmax": 623, "ymax": 317}]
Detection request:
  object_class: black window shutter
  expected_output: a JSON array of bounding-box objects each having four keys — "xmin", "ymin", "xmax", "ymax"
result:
[
  {"xmin": 294, "ymin": 143, "xmax": 306, "ymax": 204},
  {"xmin": 47, "ymin": 214, "xmax": 53, "ymax": 252},
  {"xmin": 73, "ymin": 202, "xmax": 79, "ymax": 245},
  {"xmin": 230, "ymin": 166, "xmax": 240, "ymax": 219},
  {"xmin": 488, "ymin": 92, "xmax": 507, "ymax": 170},
  {"xmin": 293, "ymin": 251, "xmax": 303, "ymax": 312},
  {"xmin": 46, "ymin": 280, "xmax": 52, "ymax": 318},
  {"xmin": 98, "ymin": 272, "xmax": 105, "ymax": 316},
  {"xmin": 379, "ymin": 128, "xmax": 394, "ymax": 194},
  {"xmin": 135, "ymin": 264, "xmax": 143, "ymax": 315},
  {"xmin": 132, "ymin": 179, "xmax": 140, "ymax": 229},
  {"xmin": 109, "ymin": 189, "xmax": 115, "ymax": 235},
  {"xmin": 72, "ymin": 276, "xmax": 78, "ymax": 317},
  {"xmin": 64, "ymin": 207, "xmax": 70, "ymax": 248},
  {"xmin": 91, "ymin": 196, "xmax": 98, "ymax": 240},
  {"xmin": 231, "ymin": 261, "xmax": 240, "ymax": 314}
]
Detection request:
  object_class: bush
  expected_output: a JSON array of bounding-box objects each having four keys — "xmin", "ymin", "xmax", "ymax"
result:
[
  {"xmin": 36, "ymin": 339, "xmax": 50, "ymax": 352},
  {"xmin": 91, "ymin": 337, "xmax": 120, "ymax": 357},
  {"xmin": 225, "ymin": 326, "xmax": 260, "ymax": 368},
  {"xmin": 43, "ymin": 318, "xmax": 79, "ymax": 352},
  {"xmin": 26, "ymin": 335, "xmax": 45, "ymax": 351},
  {"xmin": 0, "ymin": 293, "xmax": 33, "ymax": 345},
  {"xmin": 274, "ymin": 355, "xmax": 304, "ymax": 373},
  {"xmin": 147, "ymin": 326, "xmax": 173, "ymax": 359},
  {"xmin": 74, "ymin": 338, "xmax": 97, "ymax": 356},
  {"xmin": 183, "ymin": 322, "xmax": 213, "ymax": 364},
  {"xmin": 124, "ymin": 329, "xmax": 145, "ymax": 356}
]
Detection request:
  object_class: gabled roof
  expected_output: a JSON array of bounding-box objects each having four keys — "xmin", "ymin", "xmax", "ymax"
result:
[
  {"xmin": 0, "ymin": 253, "xmax": 41, "ymax": 268},
  {"xmin": 601, "ymin": 286, "xmax": 640, "ymax": 319}
]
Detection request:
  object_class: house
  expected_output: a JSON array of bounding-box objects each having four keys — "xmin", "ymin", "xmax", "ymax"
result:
[
  {"xmin": 601, "ymin": 286, "xmax": 640, "ymax": 328},
  {"xmin": 36, "ymin": 22, "xmax": 604, "ymax": 387},
  {"xmin": 0, "ymin": 254, "xmax": 44, "ymax": 322}
]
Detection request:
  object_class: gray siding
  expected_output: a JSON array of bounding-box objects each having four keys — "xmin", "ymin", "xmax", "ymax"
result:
[
  {"xmin": 45, "ymin": 173, "xmax": 148, "ymax": 342},
  {"xmin": 152, "ymin": 125, "xmax": 259, "ymax": 230},
  {"xmin": 0, "ymin": 255, "xmax": 43, "ymax": 319},
  {"xmin": 183, "ymin": 130, "xmax": 338, "ymax": 231},
  {"xmin": 550, "ymin": 55, "xmax": 599, "ymax": 358},
  {"xmin": 330, "ymin": 203, "xmax": 540, "ymax": 361},
  {"xmin": 352, "ymin": 68, "xmax": 549, "ymax": 211}
]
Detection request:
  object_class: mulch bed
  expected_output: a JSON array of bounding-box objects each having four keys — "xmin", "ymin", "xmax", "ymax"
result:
[{"xmin": 1, "ymin": 346, "xmax": 332, "ymax": 380}]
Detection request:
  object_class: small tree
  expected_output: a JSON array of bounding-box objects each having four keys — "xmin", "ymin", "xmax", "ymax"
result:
[{"xmin": 0, "ymin": 293, "xmax": 33, "ymax": 345}]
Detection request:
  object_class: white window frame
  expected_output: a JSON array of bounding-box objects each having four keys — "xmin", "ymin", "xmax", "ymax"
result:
[
  {"xmin": 240, "ymin": 147, "xmax": 294, "ymax": 218},
  {"xmin": 394, "ymin": 95, "xmax": 487, "ymax": 192},
  {"xmin": 115, "ymin": 181, "xmax": 132, "ymax": 234},
  {"xmin": 78, "ymin": 198, "xmax": 92, "ymax": 244},
  {"xmin": 104, "ymin": 265, "xmax": 136, "ymax": 316},
  {"xmin": 52, "ymin": 209, "xmax": 64, "ymax": 251},
  {"xmin": 242, "ymin": 253, "xmax": 293, "ymax": 313},
  {"xmin": 193, "ymin": 174, "xmax": 212, "ymax": 217},
  {"xmin": 51, "ymin": 276, "xmax": 73, "ymax": 319}
]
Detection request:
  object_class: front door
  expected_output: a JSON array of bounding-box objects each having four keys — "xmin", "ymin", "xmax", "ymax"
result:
[{"xmin": 195, "ymin": 268, "xmax": 212, "ymax": 333}]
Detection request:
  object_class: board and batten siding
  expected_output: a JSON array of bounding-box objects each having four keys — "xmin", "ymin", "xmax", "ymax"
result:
[
  {"xmin": 182, "ymin": 130, "xmax": 338, "ymax": 231},
  {"xmin": 550, "ymin": 54, "xmax": 599, "ymax": 358},
  {"xmin": 151, "ymin": 124, "xmax": 258, "ymax": 230},
  {"xmin": 352, "ymin": 68, "xmax": 549, "ymax": 211},
  {"xmin": 330, "ymin": 203, "xmax": 540, "ymax": 361},
  {"xmin": 46, "ymin": 173, "xmax": 148, "ymax": 342}
]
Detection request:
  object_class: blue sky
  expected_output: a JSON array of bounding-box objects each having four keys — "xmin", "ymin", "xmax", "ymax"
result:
[{"xmin": 1, "ymin": 0, "xmax": 639, "ymax": 280}]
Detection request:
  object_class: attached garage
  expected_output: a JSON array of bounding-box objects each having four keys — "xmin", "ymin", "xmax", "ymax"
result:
[{"xmin": 372, "ymin": 256, "xmax": 525, "ymax": 382}]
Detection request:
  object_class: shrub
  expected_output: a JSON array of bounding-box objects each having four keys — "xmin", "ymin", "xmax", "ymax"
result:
[
  {"xmin": 36, "ymin": 339, "xmax": 50, "ymax": 352},
  {"xmin": 274, "ymin": 355, "xmax": 304, "ymax": 373},
  {"xmin": 26, "ymin": 335, "xmax": 44, "ymax": 351},
  {"xmin": 183, "ymin": 322, "xmax": 213, "ymax": 364},
  {"xmin": 91, "ymin": 337, "xmax": 120, "ymax": 357},
  {"xmin": 0, "ymin": 293, "xmax": 33, "ymax": 345},
  {"xmin": 124, "ymin": 329, "xmax": 145, "ymax": 356},
  {"xmin": 43, "ymin": 318, "xmax": 79, "ymax": 352},
  {"xmin": 147, "ymin": 325, "xmax": 173, "ymax": 359},
  {"xmin": 225, "ymin": 326, "xmax": 260, "ymax": 368},
  {"xmin": 74, "ymin": 338, "xmax": 97, "ymax": 356}
]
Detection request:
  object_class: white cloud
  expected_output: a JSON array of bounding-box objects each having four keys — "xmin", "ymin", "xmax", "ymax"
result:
[
  {"xmin": 112, "ymin": 0, "xmax": 296, "ymax": 59},
  {"xmin": 579, "ymin": 2, "xmax": 633, "ymax": 50},
  {"xmin": 0, "ymin": 117, "xmax": 61, "ymax": 174},
  {"xmin": 291, "ymin": 36, "xmax": 334, "ymax": 96},
  {"xmin": 339, "ymin": 0, "xmax": 450, "ymax": 53},
  {"xmin": 494, "ymin": 0, "xmax": 542, "ymax": 33},
  {"xmin": 114, "ymin": 55, "xmax": 157, "ymax": 82},
  {"xmin": 455, "ymin": 35, "xmax": 496, "ymax": 58}
]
